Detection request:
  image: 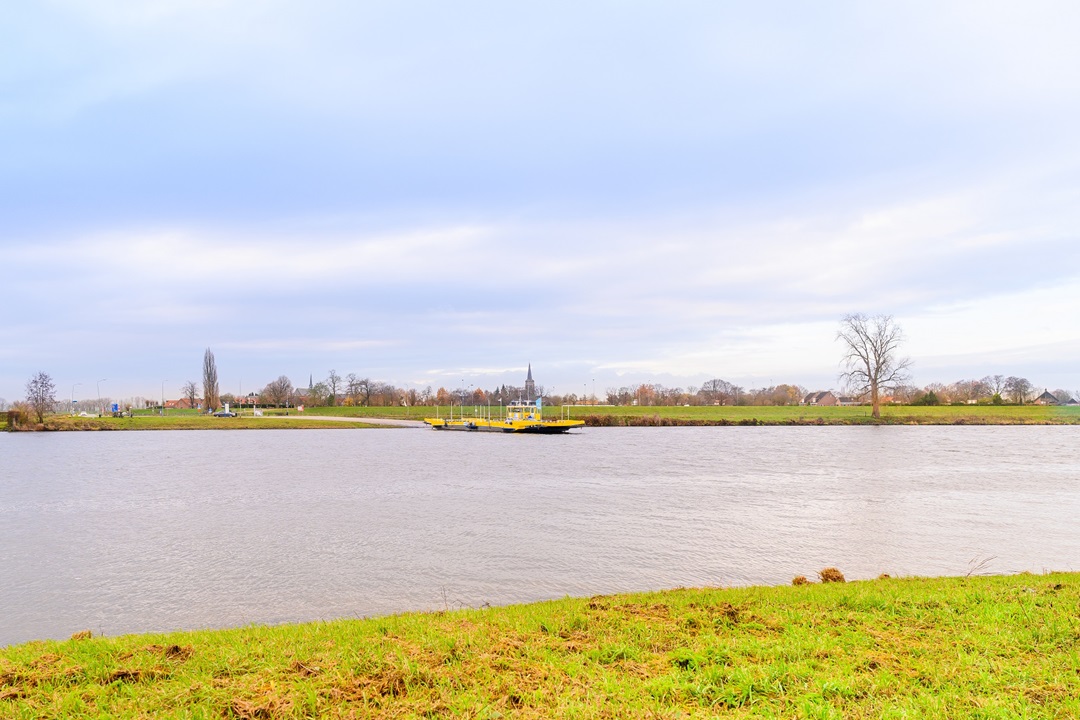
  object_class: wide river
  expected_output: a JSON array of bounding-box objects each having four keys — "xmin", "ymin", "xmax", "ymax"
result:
[{"xmin": 2, "ymin": 426, "xmax": 1078, "ymax": 646}]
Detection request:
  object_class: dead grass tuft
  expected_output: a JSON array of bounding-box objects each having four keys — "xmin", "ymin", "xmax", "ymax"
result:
[
  {"xmin": 288, "ymin": 660, "xmax": 320, "ymax": 678},
  {"xmin": 146, "ymin": 644, "xmax": 194, "ymax": 661},
  {"xmin": 792, "ymin": 575, "xmax": 810, "ymax": 586},
  {"xmin": 346, "ymin": 666, "xmax": 412, "ymax": 700},
  {"xmin": 108, "ymin": 668, "xmax": 163, "ymax": 683},
  {"xmin": 713, "ymin": 602, "xmax": 741, "ymax": 622},
  {"xmin": 70, "ymin": 630, "xmax": 93, "ymax": 641},
  {"xmin": 818, "ymin": 567, "xmax": 846, "ymax": 583},
  {"xmin": 228, "ymin": 697, "xmax": 289, "ymax": 719}
]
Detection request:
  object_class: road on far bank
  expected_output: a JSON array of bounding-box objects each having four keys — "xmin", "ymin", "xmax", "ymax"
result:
[{"xmin": 256, "ymin": 414, "xmax": 426, "ymax": 428}]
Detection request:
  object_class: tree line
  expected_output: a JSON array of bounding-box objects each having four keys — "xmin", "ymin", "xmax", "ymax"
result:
[
  {"xmin": 8, "ymin": 319, "xmax": 1077, "ymax": 418},
  {"xmin": 7, "ymin": 370, "xmax": 1077, "ymax": 417}
]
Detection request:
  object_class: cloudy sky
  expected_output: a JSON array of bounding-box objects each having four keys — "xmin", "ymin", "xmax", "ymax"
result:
[{"xmin": 3, "ymin": 1, "xmax": 1079, "ymax": 403}]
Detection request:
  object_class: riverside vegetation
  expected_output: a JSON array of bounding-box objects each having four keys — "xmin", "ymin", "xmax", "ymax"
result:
[
  {"xmin": 0, "ymin": 411, "xmax": 388, "ymax": 432},
  {"xmin": 4, "ymin": 404, "xmax": 1078, "ymax": 431},
  {"xmin": 2, "ymin": 573, "xmax": 1077, "ymax": 718},
  {"xmin": 241, "ymin": 403, "xmax": 1079, "ymax": 425}
]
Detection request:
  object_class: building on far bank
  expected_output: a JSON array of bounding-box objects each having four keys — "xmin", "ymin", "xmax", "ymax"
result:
[
  {"xmin": 1033, "ymin": 390, "xmax": 1060, "ymax": 405},
  {"xmin": 525, "ymin": 363, "xmax": 536, "ymax": 401},
  {"xmin": 802, "ymin": 391, "xmax": 839, "ymax": 406}
]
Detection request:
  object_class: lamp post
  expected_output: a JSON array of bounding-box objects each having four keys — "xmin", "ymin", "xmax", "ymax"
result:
[
  {"xmin": 70, "ymin": 383, "xmax": 81, "ymax": 415},
  {"xmin": 96, "ymin": 378, "xmax": 106, "ymax": 416},
  {"xmin": 161, "ymin": 380, "xmax": 168, "ymax": 416}
]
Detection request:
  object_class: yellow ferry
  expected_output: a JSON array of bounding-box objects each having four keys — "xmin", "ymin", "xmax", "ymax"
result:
[{"xmin": 424, "ymin": 399, "xmax": 584, "ymax": 434}]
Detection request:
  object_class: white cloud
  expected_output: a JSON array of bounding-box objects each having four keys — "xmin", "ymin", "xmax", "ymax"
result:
[{"xmin": 4, "ymin": 2, "xmax": 1080, "ymax": 398}]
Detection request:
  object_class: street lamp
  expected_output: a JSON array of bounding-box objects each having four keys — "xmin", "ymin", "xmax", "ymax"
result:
[
  {"xmin": 70, "ymin": 383, "xmax": 81, "ymax": 415},
  {"xmin": 161, "ymin": 380, "xmax": 168, "ymax": 416},
  {"xmin": 96, "ymin": 379, "xmax": 106, "ymax": 416}
]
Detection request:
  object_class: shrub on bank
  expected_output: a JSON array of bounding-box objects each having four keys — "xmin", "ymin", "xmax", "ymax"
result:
[{"xmin": 5, "ymin": 403, "xmax": 33, "ymax": 430}]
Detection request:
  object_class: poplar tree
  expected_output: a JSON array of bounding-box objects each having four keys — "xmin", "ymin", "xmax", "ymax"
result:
[{"xmin": 202, "ymin": 348, "xmax": 220, "ymax": 412}]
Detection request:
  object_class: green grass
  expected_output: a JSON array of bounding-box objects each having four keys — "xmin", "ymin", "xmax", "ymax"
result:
[
  {"xmin": 3, "ymin": 573, "xmax": 1078, "ymax": 718},
  {"xmin": 296, "ymin": 403, "xmax": 1080, "ymax": 425},
  {"xmin": 25, "ymin": 415, "xmax": 387, "ymax": 431},
  {"xmin": 274, "ymin": 405, "xmax": 435, "ymax": 420},
  {"xmin": 10, "ymin": 404, "xmax": 1078, "ymax": 432},
  {"xmin": 571, "ymin": 403, "xmax": 1080, "ymax": 425}
]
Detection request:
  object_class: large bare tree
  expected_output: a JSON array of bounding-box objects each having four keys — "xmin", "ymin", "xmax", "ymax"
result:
[
  {"xmin": 25, "ymin": 371, "xmax": 57, "ymax": 423},
  {"xmin": 181, "ymin": 380, "xmax": 199, "ymax": 410},
  {"xmin": 837, "ymin": 313, "xmax": 912, "ymax": 419},
  {"xmin": 326, "ymin": 369, "xmax": 341, "ymax": 406},
  {"xmin": 262, "ymin": 376, "xmax": 294, "ymax": 407},
  {"xmin": 1004, "ymin": 376, "xmax": 1033, "ymax": 404},
  {"xmin": 202, "ymin": 348, "xmax": 220, "ymax": 412},
  {"xmin": 981, "ymin": 374, "xmax": 1006, "ymax": 397}
]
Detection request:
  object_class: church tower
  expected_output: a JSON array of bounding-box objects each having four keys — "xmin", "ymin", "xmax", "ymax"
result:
[{"xmin": 525, "ymin": 363, "xmax": 536, "ymax": 401}]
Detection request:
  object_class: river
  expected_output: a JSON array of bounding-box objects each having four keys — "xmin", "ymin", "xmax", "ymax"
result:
[{"xmin": 1, "ymin": 426, "xmax": 1078, "ymax": 646}]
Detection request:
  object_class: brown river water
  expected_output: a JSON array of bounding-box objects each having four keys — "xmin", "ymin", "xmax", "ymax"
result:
[{"xmin": 2, "ymin": 426, "xmax": 1078, "ymax": 646}]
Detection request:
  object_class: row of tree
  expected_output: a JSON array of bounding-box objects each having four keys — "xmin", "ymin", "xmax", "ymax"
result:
[
  {"xmin": 242, "ymin": 371, "xmax": 1076, "ymax": 410},
  {"xmin": 9, "ymin": 318, "xmax": 1075, "ymax": 416}
]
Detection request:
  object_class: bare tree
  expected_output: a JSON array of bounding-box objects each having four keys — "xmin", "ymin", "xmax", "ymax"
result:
[
  {"xmin": 344, "ymin": 373, "xmax": 360, "ymax": 405},
  {"xmin": 698, "ymin": 378, "xmax": 742, "ymax": 406},
  {"xmin": 1004, "ymin": 376, "xmax": 1033, "ymax": 404},
  {"xmin": 181, "ymin": 380, "xmax": 199, "ymax": 410},
  {"xmin": 326, "ymin": 369, "xmax": 341, "ymax": 406},
  {"xmin": 982, "ymin": 375, "xmax": 1006, "ymax": 397},
  {"xmin": 308, "ymin": 381, "xmax": 331, "ymax": 406},
  {"xmin": 202, "ymin": 348, "xmax": 220, "ymax": 412},
  {"xmin": 356, "ymin": 377, "xmax": 373, "ymax": 406},
  {"xmin": 262, "ymin": 376, "xmax": 294, "ymax": 407},
  {"xmin": 25, "ymin": 371, "xmax": 57, "ymax": 423},
  {"xmin": 837, "ymin": 313, "xmax": 912, "ymax": 419}
]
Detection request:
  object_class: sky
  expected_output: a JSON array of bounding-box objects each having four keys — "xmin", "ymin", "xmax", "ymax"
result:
[{"xmin": 3, "ymin": 0, "xmax": 1080, "ymax": 403}]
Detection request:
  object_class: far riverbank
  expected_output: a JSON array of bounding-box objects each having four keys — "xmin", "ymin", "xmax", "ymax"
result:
[{"xmin": 6, "ymin": 403, "xmax": 1077, "ymax": 431}]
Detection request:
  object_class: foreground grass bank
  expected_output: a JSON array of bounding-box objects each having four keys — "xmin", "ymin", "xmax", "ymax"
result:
[{"xmin": 3, "ymin": 573, "xmax": 1078, "ymax": 718}]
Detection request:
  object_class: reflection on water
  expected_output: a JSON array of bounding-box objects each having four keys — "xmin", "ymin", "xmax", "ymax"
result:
[{"xmin": 1, "ymin": 426, "xmax": 1078, "ymax": 645}]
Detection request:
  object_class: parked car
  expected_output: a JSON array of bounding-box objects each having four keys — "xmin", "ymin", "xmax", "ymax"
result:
[{"xmin": 212, "ymin": 410, "xmax": 237, "ymax": 417}]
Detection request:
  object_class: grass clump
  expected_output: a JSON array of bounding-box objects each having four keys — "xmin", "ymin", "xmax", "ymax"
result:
[
  {"xmin": 818, "ymin": 567, "xmax": 846, "ymax": 583},
  {"xmin": 3, "ymin": 573, "xmax": 1079, "ymax": 718}
]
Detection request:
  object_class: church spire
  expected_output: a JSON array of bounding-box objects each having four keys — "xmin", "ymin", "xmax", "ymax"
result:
[{"xmin": 525, "ymin": 363, "xmax": 536, "ymax": 401}]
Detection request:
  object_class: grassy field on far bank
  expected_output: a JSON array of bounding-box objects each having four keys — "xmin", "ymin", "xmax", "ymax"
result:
[
  {"xmin": 278, "ymin": 403, "xmax": 1080, "ymax": 425},
  {"xmin": 8, "ymin": 414, "xmax": 385, "ymax": 431},
  {"xmin": 2, "ymin": 572, "xmax": 1077, "ymax": 718},
  {"xmin": 7, "ymin": 404, "xmax": 1077, "ymax": 431}
]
